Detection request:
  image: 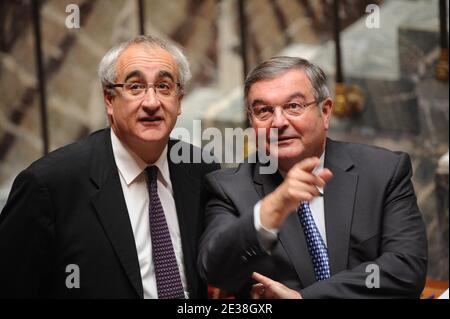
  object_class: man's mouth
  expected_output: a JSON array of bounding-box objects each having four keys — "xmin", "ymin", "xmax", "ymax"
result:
[
  {"xmin": 270, "ymin": 135, "xmax": 297, "ymax": 143},
  {"xmin": 139, "ymin": 116, "xmax": 163, "ymax": 123}
]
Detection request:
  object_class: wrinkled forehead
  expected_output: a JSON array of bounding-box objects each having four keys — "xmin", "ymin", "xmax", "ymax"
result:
[
  {"xmin": 247, "ymin": 69, "xmax": 315, "ymax": 105},
  {"xmin": 115, "ymin": 43, "xmax": 179, "ymax": 82}
]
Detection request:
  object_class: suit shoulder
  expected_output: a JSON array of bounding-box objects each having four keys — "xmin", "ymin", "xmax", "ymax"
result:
[
  {"xmin": 205, "ymin": 162, "xmax": 253, "ymax": 182},
  {"xmin": 336, "ymin": 140, "xmax": 409, "ymax": 163},
  {"xmin": 330, "ymin": 140, "xmax": 412, "ymax": 179},
  {"xmin": 25, "ymin": 129, "xmax": 106, "ymax": 180}
]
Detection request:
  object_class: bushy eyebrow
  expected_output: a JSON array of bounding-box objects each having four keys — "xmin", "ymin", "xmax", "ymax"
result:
[
  {"xmin": 158, "ymin": 70, "xmax": 175, "ymax": 82},
  {"xmin": 124, "ymin": 70, "xmax": 145, "ymax": 82},
  {"xmin": 287, "ymin": 92, "xmax": 307, "ymax": 101},
  {"xmin": 250, "ymin": 92, "xmax": 307, "ymax": 108},
  {"xmin": 251, "ymin": 99, "xmax": 269, "ymax": 108}
]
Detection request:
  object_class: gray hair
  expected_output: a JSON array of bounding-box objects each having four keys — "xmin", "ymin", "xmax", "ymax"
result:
[
  {"xmin": 98, "ymin": 35, "xmax": 191, "ymax": 94},
  {"xmin": 244, "ymin": 56, "xmax": 330, "ymax": 107}
]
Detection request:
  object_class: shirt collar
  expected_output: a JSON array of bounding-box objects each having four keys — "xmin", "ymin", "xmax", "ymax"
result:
[
  {"xmin": 314, "ymin": 151, "xmax": 325, "ymax": 194},
  {"xmin": 111, "ymin": 129, "xmax": 171, "ymax": 188},
  {"xmin": 313, "ymin": 151, "xmax": 325, "ymax": 174}
]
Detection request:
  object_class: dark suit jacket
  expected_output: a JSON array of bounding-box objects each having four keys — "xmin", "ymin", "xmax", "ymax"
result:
[
  {"xmin": 0, "ymin": 128, "xmax": 219, "ymax": 298},
  {"xmin": 198, "ymin": 139, "xmax": 427, "ymax": 298}
]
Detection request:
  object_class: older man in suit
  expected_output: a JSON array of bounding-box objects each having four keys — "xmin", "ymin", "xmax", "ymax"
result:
[
  {"xmin": 0, "ymin": 35, "xmax": 219, "ymax": 298},
  {"xmin": 198, "ymin": 56, "xmax": 427, "ymax": 298}
]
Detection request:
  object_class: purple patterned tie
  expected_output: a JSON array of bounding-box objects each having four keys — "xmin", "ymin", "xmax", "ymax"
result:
[{"xmin": 146, "ymin": 166, "xmax": 185, "ymax": 299}]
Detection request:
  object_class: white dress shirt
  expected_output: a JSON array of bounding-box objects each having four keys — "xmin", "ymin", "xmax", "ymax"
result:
[
  {"xmin": 254, "ymin": 152, "xmax": 327, "ymax": 251},
  {"xmin": 111, "ymin": 130, "xmax": 188, "ymax": 299}
]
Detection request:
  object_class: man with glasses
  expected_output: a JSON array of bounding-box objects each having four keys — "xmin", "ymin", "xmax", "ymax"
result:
[
  {"xmin": 198, "ymin": 56, "xmax": 427, "ymax": 298},
  {"xmin": 0, "ymin": 35, "xmax": 219, "ymax": 298}
]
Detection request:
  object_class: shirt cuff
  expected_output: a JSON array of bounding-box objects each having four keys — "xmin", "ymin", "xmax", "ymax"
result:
[{"xmin": 253, "ymin": 200, "xmax": 279, "ymax": 252}]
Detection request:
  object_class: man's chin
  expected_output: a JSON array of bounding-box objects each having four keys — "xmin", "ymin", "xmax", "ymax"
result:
[
  {"xmin": 277, "ymin": 152, "xmax": 303, "ymax": 161},
  {"xmin": 267, "ymin": 143, "xmax": 304, "ymax": 159},
  {"xmin": 135, "ymin": 130, "xmax": 168, "ymax": 143}
]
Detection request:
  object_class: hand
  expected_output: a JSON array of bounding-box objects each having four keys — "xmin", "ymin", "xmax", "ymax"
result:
[
  {"xmin": 260, "ymin": 157, "xmax": 333, "ymax": 229},
  {"xmin": 251, "ymin": 272, "xmax": 302, "ymax": 299}
]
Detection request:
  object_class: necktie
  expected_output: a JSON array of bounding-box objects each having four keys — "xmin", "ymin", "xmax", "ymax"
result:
[
  {"xmin": 145, "ymin": 166, "xmax": 185, "ymax": 299},
  {"xmin": 298, "ymin": 202, "xmax": 331, "ymax": 281}
]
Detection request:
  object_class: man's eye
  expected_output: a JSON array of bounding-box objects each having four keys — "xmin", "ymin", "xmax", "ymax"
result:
[
  {"xmin": 128, "ymin": 83, "xmax": 145, "ymax": 91},
  {"xmin": 157, "ymin": 82, "xmax": 171, "ymax": 89},
  {"xmin": 155, "ymin": 82, "xmax": 173, "ymax": 94},
  {"xmin": 286, "ymin": 103, "xmax": 302, "ymax": 109},
  {"xmin": 257, "ymin": 106, "xmax": 273, "ymax": 114}
]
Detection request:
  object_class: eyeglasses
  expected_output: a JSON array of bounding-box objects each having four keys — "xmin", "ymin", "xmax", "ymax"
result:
[
  {"xmin": 108, "ymin": 81, "xmax": 181, "ymax": 99},
  {"xmin": 249, "ymin": 100, "xmax": 320, "ymax": 121}
]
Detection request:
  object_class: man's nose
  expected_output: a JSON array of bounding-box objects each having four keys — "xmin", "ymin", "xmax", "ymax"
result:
[
  {"xmin": 271, "ymin": 107, "xmax": 289, "ymax": 128},
  {"xmin": 141, "ymin": 87, "xmax": 161, "ymax": 108}
]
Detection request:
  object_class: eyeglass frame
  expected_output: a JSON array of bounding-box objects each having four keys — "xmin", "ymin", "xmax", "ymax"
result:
[
  {"xmin": 248, "ymin": 99, "xmax": 324, "ymax": 121},
  {"xmin": 107, "ymin": 81, "xmax": 182, "ymax": 99}
]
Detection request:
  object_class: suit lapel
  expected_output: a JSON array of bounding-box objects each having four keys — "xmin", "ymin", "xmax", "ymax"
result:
[
  {"xmin": 167, "ymin": 140, "xmax": 201, "ymax": 297},
  {"xmin": 253, "ymin": 162, "xmax": 283, "ymax": 197},
  {"xmin": 279, "ymin": 213, "xmax": 317, "ymax": 287},
  {"xmin": 253, "ymin": 163, "xmax": 316, "ymax": 287},
  {"xmin": 89, "ymin": 128, "xmax": 143, "ymax": 298},
  {"xmin": 323, "ymin": 139, "xmax": 358, "ymax": 275}
]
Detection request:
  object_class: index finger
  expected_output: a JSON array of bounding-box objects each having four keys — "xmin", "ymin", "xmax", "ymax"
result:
[
  {"xmin": 317, "ymin": 168, "xmax": 333, "ymax": 183},
  {"xmin": 252, "ymin": 272, "xmax": 276, "ymax": 286},
  {"xmin": 293, "ymin": 157, "xmax": 320, "ymax": 173}
]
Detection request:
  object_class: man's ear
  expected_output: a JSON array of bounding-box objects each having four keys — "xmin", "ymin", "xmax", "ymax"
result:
[
  {"xmin": 103, "ymin": 89, "xmax": 115, "ymax": 116},
  {"xmin": 177, "ymin": 93, "xmax": 184, "ymax": 115},
  {"xmin": 321, "ymin": 98, "xmax": 333, "ymax": 130},
  {"xmin": 247, "ymin": 109, "xmax": 253, "ymax": 126}
]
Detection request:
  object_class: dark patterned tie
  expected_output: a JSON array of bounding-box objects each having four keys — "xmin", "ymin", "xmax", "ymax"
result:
[
  {"xmin": 145, "ymin": 166, "xmax": 185, "ymax": 299},
  {"xmin": 298, "ymin": 202, "xmax": 331, "ymax": 281}
]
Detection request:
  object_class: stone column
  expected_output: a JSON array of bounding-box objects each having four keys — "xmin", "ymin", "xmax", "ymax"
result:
[{"xmin": 217, "ymin": 0, "xmax": 243, "ymax": 92}]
